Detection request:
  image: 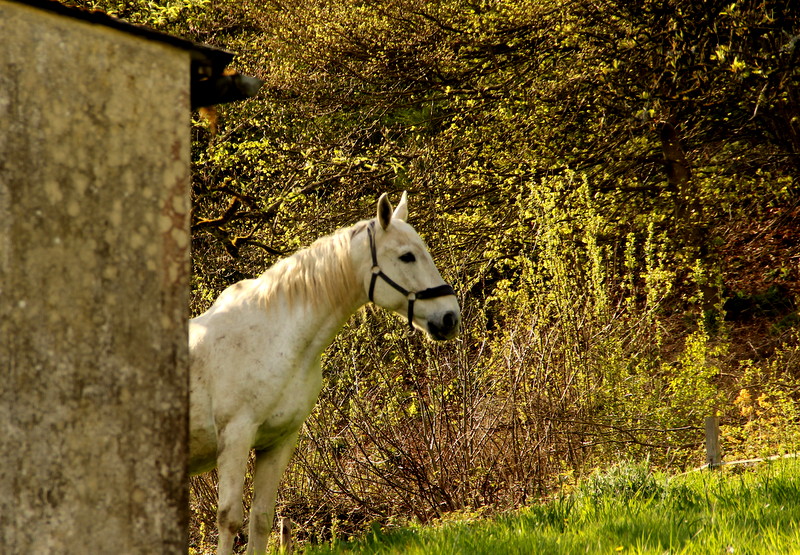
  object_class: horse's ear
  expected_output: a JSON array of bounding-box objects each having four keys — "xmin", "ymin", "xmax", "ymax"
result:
[
  {"xmin": 392, "ymin": 191, "xmax": 408, "ymax": 222},
  {"xmin": 377, "ymin": 193, "xmax": 393, "ymax": 230}
]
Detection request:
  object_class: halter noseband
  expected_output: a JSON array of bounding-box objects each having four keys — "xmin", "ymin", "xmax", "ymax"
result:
[{"xmin": 367, "ymin": 221, "xmax": 456, "ymax": 330}]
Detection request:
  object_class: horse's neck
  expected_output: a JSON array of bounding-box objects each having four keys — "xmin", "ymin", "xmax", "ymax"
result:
[
  {"xmin": 283, "ymin": 291, "xmax": 361, "ymax": 357},
  {"xmin": 261, "ymin": 233, "xmax": 366, "ymax": 356}
]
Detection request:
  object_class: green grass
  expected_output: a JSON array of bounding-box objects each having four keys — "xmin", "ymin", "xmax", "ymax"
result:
[{"xmin": 300, "ymin": 459, "xmax": 800, "ymax": 554}]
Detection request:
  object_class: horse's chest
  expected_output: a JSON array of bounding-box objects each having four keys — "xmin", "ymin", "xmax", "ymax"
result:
[{"xmin": 251, "ymin": 362, "xmax": 323, "ymax": 450}]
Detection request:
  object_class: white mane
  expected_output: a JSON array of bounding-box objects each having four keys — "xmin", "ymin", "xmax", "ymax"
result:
[{"xmin": 254, "ymin": 222, "xmax": 366, "ymax": 311}]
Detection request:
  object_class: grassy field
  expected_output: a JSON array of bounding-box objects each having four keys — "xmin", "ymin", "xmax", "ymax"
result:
[{"xmin": 301, "ymin": 459, "xmax": 800, "ymax": 555}]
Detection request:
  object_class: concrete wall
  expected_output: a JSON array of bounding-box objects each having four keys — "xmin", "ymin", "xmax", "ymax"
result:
[{"xmin": 0, "ymin": 3, "xmax": 190, "ymax": 553}]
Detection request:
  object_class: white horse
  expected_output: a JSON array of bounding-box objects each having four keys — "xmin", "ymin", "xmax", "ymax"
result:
[{"xmin": 189, "ymin": 192, "xmax": 461, "ymax": 555}]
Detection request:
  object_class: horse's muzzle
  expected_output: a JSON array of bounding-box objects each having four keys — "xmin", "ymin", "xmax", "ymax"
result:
[{"xmin": 428, "ymin": 310, "xmax": 460, "ymax": 341}]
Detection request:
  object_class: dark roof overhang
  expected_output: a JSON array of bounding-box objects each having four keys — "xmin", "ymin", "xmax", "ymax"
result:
[{"xmin": 8, "ymin": 0, "xmax": 262, "ymax": 108}]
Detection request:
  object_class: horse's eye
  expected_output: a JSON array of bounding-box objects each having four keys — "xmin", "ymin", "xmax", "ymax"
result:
[{"xmin": 399, "ymin": 252, "xmax": 416, "ymax": 263}]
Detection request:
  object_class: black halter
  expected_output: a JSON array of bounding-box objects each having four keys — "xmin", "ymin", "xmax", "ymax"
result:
[{"xmin": 367, "ymin": 221, "xmax": 456, "ymax": 330}]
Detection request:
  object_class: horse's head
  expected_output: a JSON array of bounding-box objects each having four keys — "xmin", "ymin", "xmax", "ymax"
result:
[{"xmin": 360, "ymin": 192, "xmax": 461, "ymax": 341}]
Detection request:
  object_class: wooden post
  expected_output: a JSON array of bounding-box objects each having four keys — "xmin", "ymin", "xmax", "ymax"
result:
[
  {"xmin": 705, "ymin": 416, "xmax": 722, "ymax": 469},
  {"xmin": 279, "ymin": 517, "xmax": 294, "ymax": 554}
]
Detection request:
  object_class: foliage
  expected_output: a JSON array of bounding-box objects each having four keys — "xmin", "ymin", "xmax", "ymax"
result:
[
  {"xmin": 724, "ymin": 333, "xmax": 800, "ymax": 459},
  {"xmin": 64, "ymin": 0, "xmax": 799, "ymax": 548}
]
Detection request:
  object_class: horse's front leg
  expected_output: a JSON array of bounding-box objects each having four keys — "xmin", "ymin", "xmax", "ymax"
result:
[
  {"xmin": 215, "ymin": 422, "xmax": 256, "ymax": 555},
  {"xmin": 246, "ymin": 432, "xmax": 299, "ymax": 555}
]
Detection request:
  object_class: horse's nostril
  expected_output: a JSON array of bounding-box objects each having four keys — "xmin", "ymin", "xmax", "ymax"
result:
[{"xmin": 428, "ymin": 311, "xmax": 460, "ymax": 341}]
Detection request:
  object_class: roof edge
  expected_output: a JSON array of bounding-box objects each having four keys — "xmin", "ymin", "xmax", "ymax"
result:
[{"xmin": 7, "ymin": 0, "xmax": 234, "ymax": 69}]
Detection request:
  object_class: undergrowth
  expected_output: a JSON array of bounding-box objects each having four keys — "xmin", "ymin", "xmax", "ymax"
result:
[{"xmin": 300, "ymin": 459, "xmax": 800, "ymax": 554}]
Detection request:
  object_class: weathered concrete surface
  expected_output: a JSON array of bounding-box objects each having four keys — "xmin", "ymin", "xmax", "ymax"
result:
[{"xmin": 0, "ymin": 2, "xmax": 191, "ymax": 553}]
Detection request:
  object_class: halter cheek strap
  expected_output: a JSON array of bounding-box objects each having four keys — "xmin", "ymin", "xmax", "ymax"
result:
[{"xmin": 367, "ymin": 221, "xmax": 456, "ymax": 330}]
